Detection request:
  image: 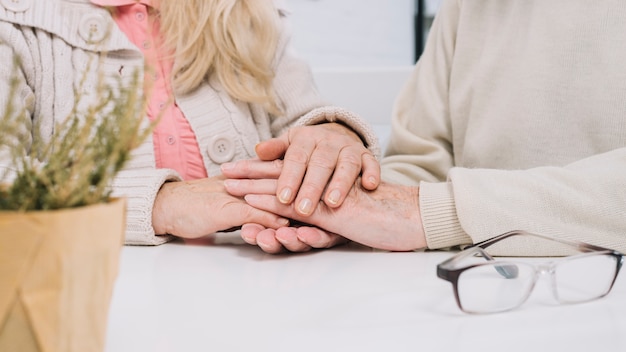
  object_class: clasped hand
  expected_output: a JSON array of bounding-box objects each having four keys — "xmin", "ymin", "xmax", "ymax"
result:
[
  {"xmin": 228, "ymin": 122, "xmax": 381, "ymax": 215},
  {"xmin": 152, "ymin": 123, "xmax": 380, "ymax": 245},
  {"xmin": 221, "ymin": 123, "xmax": 426, "ymax": 254}
]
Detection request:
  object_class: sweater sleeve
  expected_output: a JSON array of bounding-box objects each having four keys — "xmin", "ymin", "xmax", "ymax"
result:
[
  {"xmin": 447, "ymin": 148, "xmax": 626, "ymax": 256},
  {"xmin": 380, "ymin": 0, "xmax": 459, "ymax": 185},
  {"xmin": 110, "ymin": 168, "xmax": 181, "ymax": 245}
]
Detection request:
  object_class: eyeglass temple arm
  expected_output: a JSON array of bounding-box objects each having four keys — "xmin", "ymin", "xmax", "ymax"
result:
[
  {"xmin": 439, "ymin": 231, "xmax": 544, "ymax": 279},
  {"xmin": 437, "ymin": 245, "xmax": 519, "ymax": 279},
  {"xmin": 475, "ymin": 230, "xmax": 618, "ymax": 254}
]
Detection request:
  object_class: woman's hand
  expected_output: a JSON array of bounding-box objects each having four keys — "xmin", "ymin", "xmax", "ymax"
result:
[
  {"xmin": 221, "ymin": 123, "xmax": 380, "ymax": 216},
  {"xmin": 151, "ymin": 176, "xmax": 289, "ymax": 239}
]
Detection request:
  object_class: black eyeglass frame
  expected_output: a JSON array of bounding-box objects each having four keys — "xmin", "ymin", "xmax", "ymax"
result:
[{"xmin": 436, "ymin": 230, "xmax": 624, "ymax": 314}]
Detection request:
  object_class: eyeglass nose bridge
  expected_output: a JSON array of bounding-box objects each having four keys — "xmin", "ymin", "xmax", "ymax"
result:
[
  {"xmin": 532, "ymin": 262, "xmax": 561, "ymax": 303},
  {"xmin": 536, "ymin": 262, "xmax": 555, "ymax": 275}
]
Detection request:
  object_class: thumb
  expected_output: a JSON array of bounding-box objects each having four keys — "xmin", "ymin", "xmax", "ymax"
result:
[{"xmin": 255, "ymin": 136, "xmax": 289, "ymax": 161}]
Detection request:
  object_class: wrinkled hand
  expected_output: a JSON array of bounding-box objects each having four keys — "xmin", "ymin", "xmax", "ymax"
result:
[
  {"xmin": 225, "ymin": 177, "xmax": 427, "ymax": 252},
  {"xmin": 221, "ymin": 123, "xmax": 380, "ymax": 217},
  {"xmin": 152, "ymin": 176, "xmax": 289, "ymax": 239}
]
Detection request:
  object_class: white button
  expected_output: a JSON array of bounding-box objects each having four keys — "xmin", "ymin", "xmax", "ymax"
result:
[
  {"xmin": 135, "ymin": 12, "xmax": 145, "ymax": 22},
  {"xmin": 78, "ymin": 13, "xmax": 108, "ymax": 43},
  {"xmin": 142, "ymin": 40, "xmax": 151, "ymax": 49},
  {"xmin": 0, "ymin": 0, "xmax": 31, "ymax": 12},
  {"xmin": 166, "ymin": 135, "xmax": 176, "ymax": 145},
  {"xmin": 207, "ymin": 134, "xmax": 235, "ymax": 164}
]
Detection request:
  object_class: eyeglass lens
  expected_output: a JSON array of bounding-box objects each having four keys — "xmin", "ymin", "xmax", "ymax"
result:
[
  {"xmin": 553, "ymin": 253, "xmax": 618, "ymax": 303},
  {"xmin": 456, "ymin": 253, "xmax": 618, "ymax": 314}
]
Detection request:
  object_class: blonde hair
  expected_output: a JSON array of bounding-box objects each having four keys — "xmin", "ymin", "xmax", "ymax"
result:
[{"xmin": 159, "ymin": 0, "xmax": 281, "ymax": 114}]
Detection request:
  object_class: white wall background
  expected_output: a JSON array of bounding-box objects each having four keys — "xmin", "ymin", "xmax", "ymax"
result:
[
  {"xmin": 282, "ymin": 1, "xmax": 442, "ymax": 133},
  {"xmin": 284, "ymin": 0, "xmax": 415, "ymax": 69},
  {"xmin": 284, "ymin": 0, "xmax": 442, "ymax": 69}
]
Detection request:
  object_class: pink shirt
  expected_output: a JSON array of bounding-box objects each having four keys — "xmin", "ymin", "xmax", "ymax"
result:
[{"xmin": 91, "ymin": 0, "xmax": 208, "ymax": 180}]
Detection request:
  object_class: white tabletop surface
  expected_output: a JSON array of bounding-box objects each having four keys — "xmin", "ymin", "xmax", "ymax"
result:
[{"xmin": 105, "ymin": 234, "xmax": 626, "ymax": 352}]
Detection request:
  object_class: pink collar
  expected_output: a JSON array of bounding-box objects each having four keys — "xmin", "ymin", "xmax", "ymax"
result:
[{"xmin": 90, "ymin": 0, "xmax": 155, "ymax": 8}]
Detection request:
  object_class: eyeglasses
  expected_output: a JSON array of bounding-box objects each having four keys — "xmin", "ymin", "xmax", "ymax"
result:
[{"xmin": 436, "ymin": 230, "xmax": 624, "ymax": 314}]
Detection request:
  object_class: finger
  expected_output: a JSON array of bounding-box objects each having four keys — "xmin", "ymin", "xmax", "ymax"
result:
[
  {"xmin": 223, "ymin": 179, "xmax": 277, "ymax": 196},
  {"xmin": 255, "ymin": 137, "xmax": 289, "ymax": 161},
  {"xmin": 292, "ymin": 142, "xmax": 337, "ymax": 215},
  {"xmin": 275, "ymin": 131, "xmax": 315, "ymax": 205},
  {"xmin": 296, "ymin": 226, "xmax": 349, "ymax": 249},
  {"xmin": 321, "ymin": 145, "xmax": 363, "ymax": 208},
  {"xmin": 220, "ymin": 159, "xmax": 283, "ymax": 179},
  {"xmin": 275, "ymin": 227, "xmax": 312, "ymax": 252},
  {"xmin": 241, "ymin": 223, "xmax": 264, "ymax": 245},
  {"xmin": 359, "ymin": 152, "xmax": 380, "ymax": 191},
  {"xmin": 256, "ymin": 228, "xmax": 286, "ymax": 254}
]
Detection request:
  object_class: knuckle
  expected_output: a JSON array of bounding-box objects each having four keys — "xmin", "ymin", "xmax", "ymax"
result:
[
  {"xmin": 284, "ymin": 148, "xmax": 309, "ymax": 165},
  {"xmin": 339, "ymin": 152, "xmax": 362, "ymax": 168},
  {"xmin": 308, "ymin": 155, "xmax": 336, "ymax": 170},
  {"xmin": 287, "ymin": 126, "xmax": 305, "ymax": 141}
]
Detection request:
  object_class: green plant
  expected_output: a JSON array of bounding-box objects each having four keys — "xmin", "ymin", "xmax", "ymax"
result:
[{"xmin": 0, "ymin": 59, "xmax": 151, "ymax": 211}]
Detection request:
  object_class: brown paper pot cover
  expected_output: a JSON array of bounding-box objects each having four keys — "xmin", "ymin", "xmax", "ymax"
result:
[{"xmin": 0, "ymin": 198, "xmax": 126, "ymax": 352}]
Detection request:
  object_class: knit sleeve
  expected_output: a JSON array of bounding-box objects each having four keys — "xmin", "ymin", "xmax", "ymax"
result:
[
  {"xmin": 418, "ymin": 181, "xmax": 471, "ymax": 249},
  {"xmin": 449, "ymin": 148, "xmax": 626, "ymax": 256},
  {"xmin": 296, "ymin": 106, "xmax": 381, "ymax": 159},
  {"xmin": 380, "ymin": 0, "xmax": 460, "ymax": 186},
  {"xmin": 110, "ymin": 168, "xmax": 181, "ymax": 245}
]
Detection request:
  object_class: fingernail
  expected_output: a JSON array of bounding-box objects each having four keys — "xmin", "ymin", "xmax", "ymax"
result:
[
  {"xmin": 298, "ymin": 198, "xmax": 312, "ymax": 215},
  {"xmin": 279, "ymin": 188, "xmax": 292, "ymax": 203},
  {"xmin": 278, "ymin": 218, "xmax": 290, "ymax": 227},
  {"xmin": 368, "ymin": 176, "xmax": 377, "ymax": 186},
  {"xmin": 327, "ymin": 189, "xmax": 341, "ymax": 205},
  {"xmin": 221, "ymin": 162, "xmax": 234, "ymax": 171}
]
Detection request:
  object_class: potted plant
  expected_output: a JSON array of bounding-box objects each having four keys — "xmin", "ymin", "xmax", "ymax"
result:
[{"xmin": 0, "ymin": 61, "xmax": 150, "ymax": 352}]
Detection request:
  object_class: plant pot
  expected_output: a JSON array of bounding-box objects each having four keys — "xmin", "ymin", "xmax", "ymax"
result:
[{"xmin": 0, "ymin": 198, "xmax": 126, "ymax": 352}]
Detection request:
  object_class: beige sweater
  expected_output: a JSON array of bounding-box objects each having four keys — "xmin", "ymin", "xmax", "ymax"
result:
[
  {"xmin": 382, "ymin": 0, "xmax": 626, "ymax": 255},
  {"xmin": 0, "ymin": 0, "xmax": 379, "ymax": 245}
]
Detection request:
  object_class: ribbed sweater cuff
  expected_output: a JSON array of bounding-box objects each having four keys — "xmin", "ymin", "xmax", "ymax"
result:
[
  {"xmin": 419, "ymin": 181, "xmax": 472, "ymax": 249},
  {"xmin": 297, "ymin": 106, "xmax": 381, "ymax": 159},
  {"xmin": 111, "ymin": 168, "xmax": 181, "ymax": 245}
]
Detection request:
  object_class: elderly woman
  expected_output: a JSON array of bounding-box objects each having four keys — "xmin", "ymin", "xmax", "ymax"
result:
[{"xmin": 0, "ymin": 0, "xmax": 380, "ymax": 249}]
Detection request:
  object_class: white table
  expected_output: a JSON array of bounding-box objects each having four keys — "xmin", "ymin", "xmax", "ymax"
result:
[{"xmin": 105, "ymin": 235, "xmax": 626, "ymax": 352}]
